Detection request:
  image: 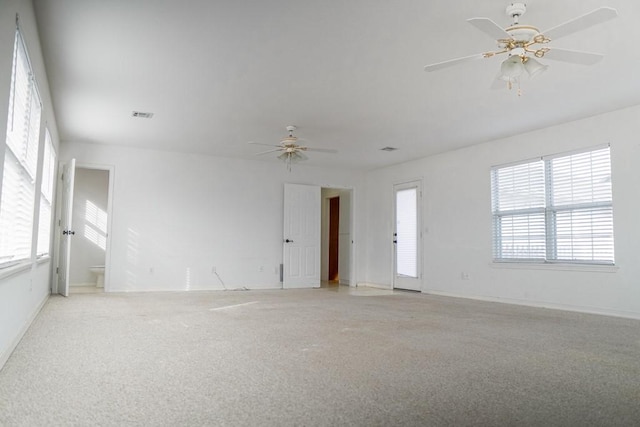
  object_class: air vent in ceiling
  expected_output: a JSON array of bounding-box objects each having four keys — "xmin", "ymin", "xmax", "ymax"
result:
[
  {"xmin": 380, "ymin": 146, "xmax": 398, "ymax": 152},
  {"xmin": 132, "ymin": 111, "xmax": 154, "ymax": 119}
]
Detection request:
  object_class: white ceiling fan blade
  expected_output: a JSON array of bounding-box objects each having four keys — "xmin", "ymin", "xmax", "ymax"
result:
[
  {"xmin": 254, "ymin": 148, "xmax": 283, "ymax": 155},
  {"xmin": 467, "ymin": 17, "xmax": 513, "ymax": 41},
  {"xmin": 541, "ymin": 7, "xmax": 618, "ymax": 41},
  {"xmin": 248, "ymin": 141, "xmax": 282, "ymax": 148},
  {"xmin": 543, "ymin": 48, "xmax": 604, "ymax": 65},
  {"xmin": 303, "ymin": 147, "xmax": 338, "ymax": 153},
  {"xmin": 424, "ymin": 53, "xmax": 488, "ymax": 72}
]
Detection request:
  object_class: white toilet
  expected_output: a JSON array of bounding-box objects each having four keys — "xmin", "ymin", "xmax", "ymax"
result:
[{"xmin": 89, "ymin": 265, "xmax": 105, "ymax": 288}]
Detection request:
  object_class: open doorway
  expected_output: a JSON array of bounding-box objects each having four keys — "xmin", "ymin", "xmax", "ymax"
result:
[
  {"xmin": 321, "ymin": 188, "xmax": 352, "ymax": 287},
  {"xmin": 328, "ymin": 197, "xmax": 339, "ymax": 282},
  {"xmin": 65, "ymin": 165, "xmax": 113, "ymax": 294}
]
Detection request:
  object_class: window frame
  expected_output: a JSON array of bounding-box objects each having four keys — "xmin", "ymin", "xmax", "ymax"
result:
[
  {"xmin": 36, "ymin": 128, "xmax": 56, "ymax": 258},
  {"xmin": 491, "ymin": 145, "xmax": 614, "ymax": 266},
  {"xmin": 0, "ymin": 28, "xmax": 44, "ymax": 269}
]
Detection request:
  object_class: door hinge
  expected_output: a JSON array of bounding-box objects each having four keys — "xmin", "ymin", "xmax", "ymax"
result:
[
  {"xmin": 61, "ymin": 173, "xmax": 64, "ymax": 181},
  {"xmin": 56, "ymin": 267, "xmax": 59, "ymax": 274}
]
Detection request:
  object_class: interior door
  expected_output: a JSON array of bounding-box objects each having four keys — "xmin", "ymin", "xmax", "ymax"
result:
[
  {"xmin": 283, "ymin": 183, "xmax": 321, "ymax": 288},
  {"xmin": 393, "ymin": 181, "xmax": 422, "ymax": 291},
  {"xmin": 57, "ymin": 159, "xmax": 76, "ymax": 296}
]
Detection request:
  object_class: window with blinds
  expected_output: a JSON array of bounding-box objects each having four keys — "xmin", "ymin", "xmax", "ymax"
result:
[
  {"xmin": 37, "ymin": 129, "xmax": 56, "ymax": 257},
  {"xmin": 0, "ymin": 30, "xmax": 42, "ymax": 267},
  {"xmin": 491, "ymin": 146, "xmax": 614, "ymax": 264},
  {"xmin": 396, "ymin": 187, "xmax": 418, "ymax": 277}
]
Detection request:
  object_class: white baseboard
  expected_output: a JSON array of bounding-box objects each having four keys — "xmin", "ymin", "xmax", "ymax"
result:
[
  {"xmin": 0, "ymin": 292, "xmax": 49, "ymax": 371},
  {"xmin": 70, "ymin": 282, "xmax": 97, "ymax": 287},
  {"xmin": 357, "ymin": 282, "xmax": 392, "ymax": 290},
  {"xmin": 423, "ymin": 289, "xmax": 640, "ymax": 320}
]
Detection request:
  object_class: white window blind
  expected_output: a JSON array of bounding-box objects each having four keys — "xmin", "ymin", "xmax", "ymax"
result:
[
  {"xmin": 491, "ymin": 160, "xmax": 546, "ymax": 260},
  {"xmin": 547, "ymin": 148, "xmax": 614, "ymax": 263},
  {"xmin": 37, "ymin": 129, "xmax": 56, "ymax": 256},
  {"xmin": 491, "ymin": 146, "xmax": 614, "ymax": 264},
  {"xmin": 396, "ymin": 187, "xmax": 418, "ymax": 277},
  {"xmin": 0, "ymin": 30, "xmax": 42, "ymax": 266}
]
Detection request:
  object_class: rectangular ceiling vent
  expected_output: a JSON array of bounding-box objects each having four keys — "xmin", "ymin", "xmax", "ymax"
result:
[
  {"xmin": 132, "ymin": 111, "xmax": 154, "ymax": 119},
  {"xmin": 380, "ymin": 146, "xmax": 398, "ymax": 152}
]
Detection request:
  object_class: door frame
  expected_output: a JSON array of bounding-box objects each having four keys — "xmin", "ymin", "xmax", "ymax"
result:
[
  {"xmin": 284, "ymin": 184, "xmax": 357, "ymax": 288},
  {"xmin": 392, "ymin": 179, "xmax": 423, "ymax": 291},
  {"xmin": 53, "ymin": 162, "xmax": 115, "ymax": 293},
  {"xmin": 320, "ymin": 187, "xmax": 355, "ymax": 286},
  {"xmin": 328, "ymin": 196, "xmax": 340, "ymax": 281},
  {"xmin": 322, "ymin": 186, "xmax": 356, "ymax": 286}
]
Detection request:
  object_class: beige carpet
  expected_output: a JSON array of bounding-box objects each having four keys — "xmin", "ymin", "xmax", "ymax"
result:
[{"xmin": 1, "ymin": 286, "xmax": 639, "ymax": 426}]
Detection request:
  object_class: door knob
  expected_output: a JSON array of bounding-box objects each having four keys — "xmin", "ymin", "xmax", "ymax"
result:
[
  {"xmin": 63, "ymin": 230, "xmax": 75, "ymax": 235},
  {"xmin": 285, "ymin": 239, "xmax": 294, "ymax": 243}
]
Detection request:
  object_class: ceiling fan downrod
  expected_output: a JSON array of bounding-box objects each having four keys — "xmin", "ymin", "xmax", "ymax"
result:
[{"xmin": 506, "ymin": 2, "xmax": 527, "ymax": 25}]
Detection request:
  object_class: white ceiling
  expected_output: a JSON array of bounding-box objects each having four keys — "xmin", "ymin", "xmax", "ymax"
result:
[{"xmin": 33, "ymin": 0, "xmax": 640, "ymax": 170}]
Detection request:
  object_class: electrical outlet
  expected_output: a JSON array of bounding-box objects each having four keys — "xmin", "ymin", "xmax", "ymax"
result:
[
  {"xmin": 461, "ymin": 272, "xmax": 470, "ymax": 280},
  {"xmin": 149, "ymin": 267, "xmax": 154, "ymax": 274}
]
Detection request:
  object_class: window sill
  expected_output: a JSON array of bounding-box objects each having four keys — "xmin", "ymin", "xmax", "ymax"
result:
[
  {"xmin": 0, "ymin": 261, "xmax": 32, "ymax": 281},
  {"xmin": 0, "ymin": 257, "xmax": 51, "ymax": 282},
  {"xmin": 36, "ymin": 255, "xmax": 51, "ymax": 265},
  {"xmin": 490, "ymin": 261, "xmax": 618, "ymax": 273}
]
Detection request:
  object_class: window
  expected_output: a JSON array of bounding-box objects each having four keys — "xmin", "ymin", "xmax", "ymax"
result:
[
  {"xmin": 37, "ymin": 129, "xmax": 56, "ymax": 257},
  {"xmin": 491, "ymin": 146, "xmax": 614, "ymax": 264},
  {"xmin": 395, "ymin": 187, "xmax": 418, "ymax": 277},
  {"xmin": 0, "ymin": 30, "xmax": 42, "ymax": 267}
]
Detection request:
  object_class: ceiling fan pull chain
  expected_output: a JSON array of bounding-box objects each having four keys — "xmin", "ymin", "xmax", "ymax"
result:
[{"xmin": 517, "ymin": 79, "xmax": 522, "ymax": 97}]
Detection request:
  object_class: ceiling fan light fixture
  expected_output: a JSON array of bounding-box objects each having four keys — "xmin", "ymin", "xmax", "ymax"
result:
[
  {"xmin": 290, "ymin": 152, "xmax": 304, "ymax": 162},
  {"xmin": 500, "ymin": 55, "xmax": 524, "ymax": 79},
  {"xmin": 523, "ymin": 56, "xmax": 548, "ymax": 78}
]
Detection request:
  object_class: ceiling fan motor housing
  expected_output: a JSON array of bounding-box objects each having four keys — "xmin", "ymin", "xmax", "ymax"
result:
[{"xmin": 505, "ymin": 25, "xmax": 540, "ymax": 44}]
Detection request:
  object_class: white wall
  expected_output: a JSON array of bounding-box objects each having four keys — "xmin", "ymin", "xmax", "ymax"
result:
[
  {"xmin": 0, "ymin": 0, "xmax": 60, "ymax": 369},
  {"xmin": 362, "ymin": 104, "xmax": 640, "ymax": 319},
  {"xmin": 70, "ymin": 168, "xmax": 109, "ymax": 285},
  {"xmin": 0, "ymin": 263, "xmax": 51, "ymax": 368},
  {"xmin": 60, "ymin": 141, "xmax": 364, "ymax": 292}
]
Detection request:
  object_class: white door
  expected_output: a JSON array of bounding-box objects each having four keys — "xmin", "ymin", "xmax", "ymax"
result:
[
  {"xmin": 57, "ymin": 159, "xmax": 76, "ymax": 297},
  {"xmin": 393, "ymin": 181, "xmax": 422, "ymax": 291},
  {"xmin": 283, "ymin": 183, "xmax": 320, "ymax": 288}
]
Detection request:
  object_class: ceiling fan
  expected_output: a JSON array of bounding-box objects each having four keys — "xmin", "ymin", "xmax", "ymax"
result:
[
  {"xmin": 424, "ymin": 3, "xmax": 618, "ymax": 91},
  {"xmin": 249, "ymin": 126, "xmax": 338, "ymax": 171}
]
